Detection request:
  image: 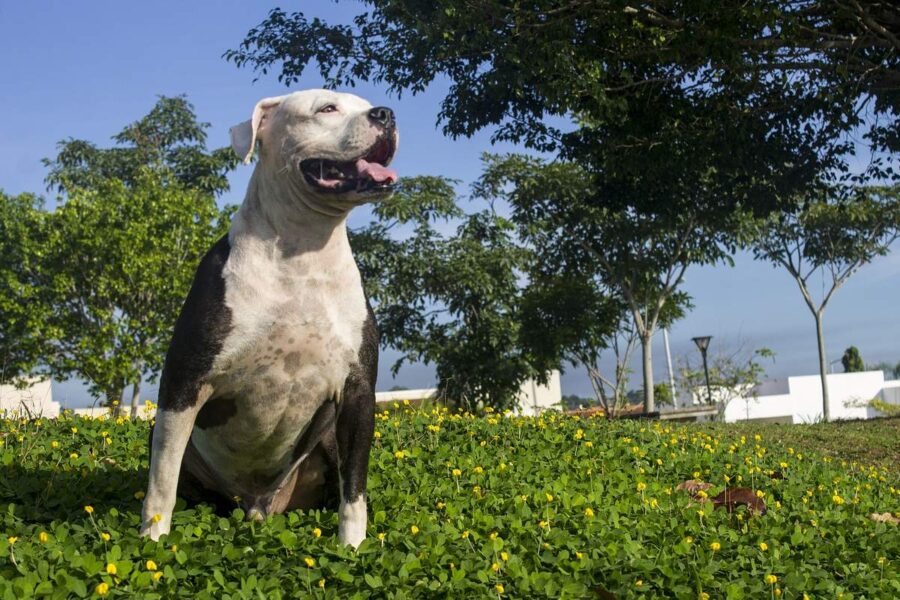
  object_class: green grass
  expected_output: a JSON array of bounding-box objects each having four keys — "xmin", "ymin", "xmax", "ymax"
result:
[
  {"xmin": 698, "ymin": 418, "xmax": 900, "ymax": 470},
  {"xmin": 0, "ymin": 409, "xmax": 898, "ymax": 598}
]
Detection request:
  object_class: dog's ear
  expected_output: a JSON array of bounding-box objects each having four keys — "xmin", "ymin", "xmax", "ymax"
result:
[{"xmin": 229, "ymin": 96, "xmax": 286, "ymax": 164}]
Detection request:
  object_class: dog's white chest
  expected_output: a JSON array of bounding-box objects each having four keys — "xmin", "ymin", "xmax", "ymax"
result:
[{"xmin": 191, "ymin": 226, "xmax": 367, "ymax": 485}]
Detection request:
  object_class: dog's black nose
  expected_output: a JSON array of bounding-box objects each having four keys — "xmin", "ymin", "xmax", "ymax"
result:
[{"xmin": 368, "ymin": 106, "xmax": 395, "ymax": 128}]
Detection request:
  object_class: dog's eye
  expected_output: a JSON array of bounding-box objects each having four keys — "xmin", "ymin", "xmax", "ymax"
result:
[{"xmin": 318, "ymin": 104, "xmax": 338, "ymax": 114}]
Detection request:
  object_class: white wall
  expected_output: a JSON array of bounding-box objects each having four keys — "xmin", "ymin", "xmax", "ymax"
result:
[
  {"xmin": 0, "ymin": 379, "xmax": 59, "ymax": 418},
  {"xmin": 515, "ymin": 370, "xmax": 562, "ymax": 417},
  {"xmin": 723, "ymin": 371, "xmax": 894, "ymax": 423}
]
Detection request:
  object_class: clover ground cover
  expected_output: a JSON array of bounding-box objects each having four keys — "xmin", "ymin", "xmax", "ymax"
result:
[{"xmin": 0, "ymin": 409, "xmax": 897, "ymax": 598}]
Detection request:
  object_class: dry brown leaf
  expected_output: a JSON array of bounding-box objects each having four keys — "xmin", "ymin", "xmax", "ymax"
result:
[
  {"xmin": 676, "ymin": 480, "xmax": 713, "ymax": 495},
  {"xmin": 869, "ymin": 512, "xmax": 900, "ymax": 524},
  {"xmin": 710, "ymin": 488, "xmax": 767, "ymax": 515}
]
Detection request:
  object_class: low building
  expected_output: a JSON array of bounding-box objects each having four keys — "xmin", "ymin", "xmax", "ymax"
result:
[
  {"xmin": 0, "ymin": 378, "xmax": 60, "ymax": 418},
  {"xmin": 664, "ymin": 370, "xmax": 900, "ymax": 423}
]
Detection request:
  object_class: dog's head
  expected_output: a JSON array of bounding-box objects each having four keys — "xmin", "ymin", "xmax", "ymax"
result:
[{"xmin": 230, "ymin": 90, "xmax": 398, "ymax": 211}]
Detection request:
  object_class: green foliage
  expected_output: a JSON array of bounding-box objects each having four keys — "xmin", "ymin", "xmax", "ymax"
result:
[
  {"xmin": 842, "ymin": 347, "xmax": 866, "ymax": 373},
  {"xmin": 1, "ymin": 412, "xmax": 898, "ymax": 598},
  {"xmin": 44, "ymin": 96, "xmax": 237, "ymax": 198},
  {"xmin": 0, "ymin": 175, "xmax": 231, "ymax": 403},
  {"xmin": 1, "ymin": 97, "xmax": 236, "ymax": 407},
  {"xmin": 0, "ymin": 192, "xmax": 53, "ymax": 386},
  {"xmin": 351, "ymin": 177, "xmax": 545, "ymax": 411},
  {"xmin": 869, "ymin": 399, "xmax": 900, "ymax": 418},
  {"xmin": 227, "ymin": 2, "xmax": 899, "ymax": 169}
]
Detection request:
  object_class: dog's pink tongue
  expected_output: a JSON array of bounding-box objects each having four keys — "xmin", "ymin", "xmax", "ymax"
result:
[{"xmin": 355, "ymin": 159, "xmax": 397, "ymax": 183}]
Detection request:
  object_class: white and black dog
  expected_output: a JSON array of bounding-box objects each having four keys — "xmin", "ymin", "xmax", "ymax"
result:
[{"xmin": 140, "ymin": 89, "xmax": 397, "ymax": 548}]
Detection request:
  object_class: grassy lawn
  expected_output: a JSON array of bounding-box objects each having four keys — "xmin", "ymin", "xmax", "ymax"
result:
[
  {"xmin": 697, "ymin": 417, "xmax": 900, "ymax": 471},
  {"xmin": 0, "ymin": 409, "xmax": 897, "ymax": 598}
]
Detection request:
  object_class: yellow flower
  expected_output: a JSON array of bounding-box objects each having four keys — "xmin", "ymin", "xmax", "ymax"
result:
[
  {"xmin": 684, "ymin": 536, "xmax": 694, "ymax": 544},
  {"xmin": 7, "ymin": 536, "xmax": 17, "ymax": 545},
  {"xmin": 146, "ymin": 560, "xmax": 158, "ymax": 571},
  {"xmin": 575, "ymin": 551, "xmax": 583, "ymax": 559},
  {"xmin": 152, "ymin": 514, "xmax": 162, "ymax": 523},
  {"xmin": 71, "ymin": 427, "xmax": 78, "ymax": 434},
  {"xmin": 304, "ymin": 556, "xmax": 315, "ymax": 568},
  {"xmin": 495, "ymin": 584, "xmax": 505, "ymax": 594},
  {"xmin": 100, "ymin": 532, "xmax": 111, "ymax": 542},
  {"xmin": 452, "ymin": 468, "xmax": 462, "ymax": 477},
  {"xmin": 491, "ymin": 562, "xmax": 500, "ymax": 572},
  {"xmin": 635, "ymin": 580, "xmax": 643, "ymax": 587},
  {"xmin": 765, "ymin": 574, "xmax": 778, "ymax": 585},
  {"xmin": 410, "ymin": 525, "xmax": 419, "ymax": 535},
  {"xmin": 84, "ymin": 505, "xmax": 94, "ymax": 515},
  {"xmin": 134, "ymin": 491, "xmax": 145, "ymax": 500},
  {"xmin": 584, "ymin": 507, "xmax": 595, "ymax": 518},
  {"xmin": 394, "ymin": 450, "xmax": 405, "ymax": 460},
  {"xmin": 756, "ymin": 490, "xmax": 765, "ymax": 498},
  {"xmin": 436, "ymin": 501, "xmax": 445, "ymax": 509},
  {"xmin": 461, "ymin": 530, "xmax": 470, "ymax": 538},
  {"xmin": 106, "ymin": 563, "xmax": 117, "ymax": 575},
  {"xmin": 153, "ymin": 572, "xmax": 163, "ymax": 582},
  {"xmin": 373, "ymin": 431, "xmax": 381, "ymax": 439},
  {"xmin": 699, "ymin": 593, "xmax": 710, "ymax": 600},
  {"xmin": 500, "ymin": 551, "xmax": 509, "ymax": 561},
  {"xmin": 473, "ymin": 466, "xmax": 484, "ymax": 474},
  {"xmin": 38, "ymin": 531, "xmax": 49, "ymax": 543},
  {"xmin": 51, "ymin": 441, "xmax": 59, "ymax": 449},
  {"xmin": 759, "ymin": 542, "xmax": 768, "ymax": 551},
  {"xmin": 774, "ymin": 588, "xmax": 781, "ymax": 597},
  {"xmin": 709, "ymin": 542, "xmax": 721, "ymax": 551},
  {"xmin": 538, "ymin": 520, "xmax": 549, "ymax": 529},
  {"xmin": 584, "ymin": 441, "xmax": 593, "ymax": 448},
  {"xmin": 377, "ymin": 532, "xmax": 386, "ymax": 541},
  {"xmin": 312, "ymin": 527, "xmax": 322, "ymax": 538},
  {"xmin": 170, "ymin": 545, "xmax": 178, "ymax": 552},
  {"xmin": 95, "ymin": 582, "xmax": 109, "ymax": 596},
  {"xmin": 545, "ymin": 493, "xmax": 554, "ymax": 502},
  {"xmin": 489, "ymin": 531, "xmax": 498, "ymax": 540},
  {"xmin": 318, "ymin": 578, "xmax": 326, "ymax": 589},
  {"xmin": 636, "ymin": 482, "xmax": 647, "ymax": 492},
  {"xmin": 832, "ymin": 494, "xmax": 845, "ymax": 505}
]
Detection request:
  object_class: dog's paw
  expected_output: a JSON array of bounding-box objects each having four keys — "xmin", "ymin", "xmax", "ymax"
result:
[{"xmin": 139, "ymin": 511, "xmax": 171, "ymax": 541}]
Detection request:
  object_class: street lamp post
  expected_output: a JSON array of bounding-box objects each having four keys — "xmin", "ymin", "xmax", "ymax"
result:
[{"xmin": 692, "ymin": 336, "xmax": 713, "ymax": 405}]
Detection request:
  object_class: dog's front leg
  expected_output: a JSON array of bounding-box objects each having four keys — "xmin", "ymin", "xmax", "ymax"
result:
[
  {"xmin": 140, "ymin": 405, "xmax": 201, "ymax": 540},
  {"xmin": 335, "ymin": 374, "xmax": 376, "ymax": 549}
]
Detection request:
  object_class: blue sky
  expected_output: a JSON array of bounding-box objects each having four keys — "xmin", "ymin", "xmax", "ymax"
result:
[{"xmin": 2, "ymin": 1, "xmax": 898, "ymax": 407}]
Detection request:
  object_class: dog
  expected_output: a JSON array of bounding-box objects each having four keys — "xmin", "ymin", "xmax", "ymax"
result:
[{"xmin": 140, "ymin": 89, "xmax": 398, "ymax": 549}]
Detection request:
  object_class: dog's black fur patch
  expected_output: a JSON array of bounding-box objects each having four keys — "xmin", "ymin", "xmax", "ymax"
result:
[{"xmin": 157, "ymin": 235, "xmax": 232, "ymax": 412}]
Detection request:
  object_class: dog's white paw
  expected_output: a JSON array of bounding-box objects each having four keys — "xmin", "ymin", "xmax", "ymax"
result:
[
  {"xmin": 338, "ymin": 496, "xmax": 367, "ymax": 549},
  {"xmin": 139, "ymin": 509, "xmax": 171, "ymax": 541}
]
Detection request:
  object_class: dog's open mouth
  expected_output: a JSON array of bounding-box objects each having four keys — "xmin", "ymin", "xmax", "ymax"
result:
[{"xmin": 300, "ymin": 136, "xmax": 398, "ymax": 193}]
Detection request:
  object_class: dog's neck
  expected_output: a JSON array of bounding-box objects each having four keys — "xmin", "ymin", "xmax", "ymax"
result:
[{"xmin": 230, "ymin": 162, "xmax": 356, "ymax": 262}]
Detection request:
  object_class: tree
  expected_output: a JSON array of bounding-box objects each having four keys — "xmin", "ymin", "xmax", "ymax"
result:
[
  {"xmin": 842, "ymin": 346, "xmax": 866, "ymax": 373},
  {"xmin": 475, "ymin": 153, "xmax": 751, "ymax": 414},
  {"xmin": 351, "ymin": 177, "xmax": 548, "ymax": 411},
  {"xmin": 0, "ymin": 192, "xmax": 54, "ymax": 387},
  {"xmin": 44, "ymin": 96, "xmax": 237, "ymax": 197},
  {"xmin": 228, "ymin": 2, "xmax": 899, "ymax": 175},
  {"xmin": 23, "ymin": 174, "xmax": 231, "ymax": 413},
  {"xmin": 751, "ymin": 186, "xmax": 900, "ymax": 421},
  {"xmin": 679, "ymin": 347, "xmax": 775, "ymax": 421}
]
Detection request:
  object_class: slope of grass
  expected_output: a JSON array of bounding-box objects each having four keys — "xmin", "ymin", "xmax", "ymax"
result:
[{"xmin": 0, "ymin": 409, "xmax": 897, "ymax": 598}]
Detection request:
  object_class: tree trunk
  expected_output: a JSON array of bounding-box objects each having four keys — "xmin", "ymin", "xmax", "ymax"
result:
[
  {"xmin": 641, "ymin": 332, "xmax": 655, "ymax": 414},
  {"xmin": 108, "ymin": 387, "xmax": 124, "ymax": 417},
  {"xmin": 814, "ymin": 311, "xmax": 830, "ymax": 422},
  {"xmin": 129, "ymin": 379, "xmax": 142, "ymax": 418}
]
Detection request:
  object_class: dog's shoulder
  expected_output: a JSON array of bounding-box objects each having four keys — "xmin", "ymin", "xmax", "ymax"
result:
[{"xmin": 158, "ymin": 235, "xmax": 234, "ymax": 411}]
